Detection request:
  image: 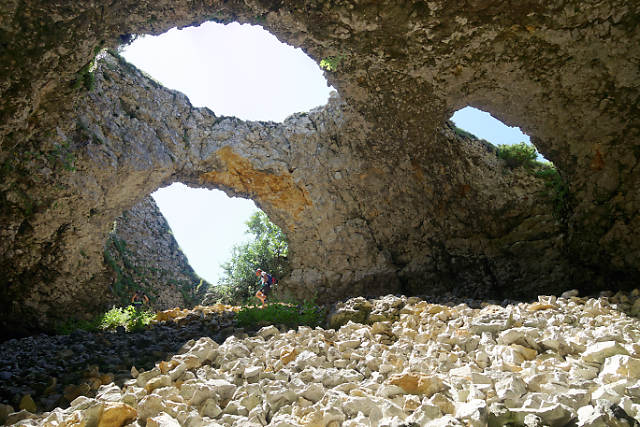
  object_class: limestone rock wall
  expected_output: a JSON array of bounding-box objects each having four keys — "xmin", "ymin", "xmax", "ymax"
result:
[
  {"xmin": 0, "ymin": 53, "xmax": 570, "ymax": 330},
  {"xmin": 1, "ymin": 0, "xmax": 639, "ymax": 332},
  {"xmin": 105, "ymin": 196, "xmax": 208, "ymax": 311}
]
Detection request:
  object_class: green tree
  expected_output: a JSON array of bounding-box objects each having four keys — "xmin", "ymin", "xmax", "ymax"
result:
[
  {"xmin": 496, "ymin": 141, "xmax": 538, "ymax": 169},
  {"xmin": 205, "ymin": 211, "xmax": 289, "ymax": 304}
]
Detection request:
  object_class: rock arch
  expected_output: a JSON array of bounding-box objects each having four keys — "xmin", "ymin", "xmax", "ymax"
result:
[{"xmin": 1, "ymin": 1, "xmax": 639, "ymax": 332}]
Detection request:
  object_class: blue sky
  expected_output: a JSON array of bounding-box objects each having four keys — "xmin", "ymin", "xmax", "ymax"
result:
[
  {"xmin": 122, "ymin": 22, "xmax": 531, "ymax": 284},
  {"xmin": 450, "ymin": 108, "xmax": 530, "ymax": 146},
  {"xmin": 121, "ymin": 22, "xmax": 331, "ymax": 122}
]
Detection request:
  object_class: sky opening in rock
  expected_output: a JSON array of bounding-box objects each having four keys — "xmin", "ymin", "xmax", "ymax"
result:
[
  {"xmin": 121, "ymin": 22, "xmax": 332, "ymax": 284},
  {"xmin": 121, "ymin": 21, "xmax": 332, "ymax": 122},
  {"xmin": 121, "ymin": 22, "xmax": 537, "ymax": 285},
  {"xmin": 451, "ymin": 107, "xmax": 531, "ymax": 147}
]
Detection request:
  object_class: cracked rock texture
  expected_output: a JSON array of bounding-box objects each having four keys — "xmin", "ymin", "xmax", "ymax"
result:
[{"xmin": 1, "ymin": 0, "xmax": 639, "ymax": 332}]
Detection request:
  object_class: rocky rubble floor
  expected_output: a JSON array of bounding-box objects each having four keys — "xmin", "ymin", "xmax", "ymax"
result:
[
  {"xmin": 0, "ymin": 305, "xmax": 238, "ymax": 420},
  {"xmin": 3, "ymin": 291, "xmax": 640, "ymax": 426}
]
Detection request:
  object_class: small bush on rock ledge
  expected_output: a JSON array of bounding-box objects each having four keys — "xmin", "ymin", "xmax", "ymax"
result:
[{"xmin": 497, "ymin": 141, "xmax": 538, "ymax": 169}]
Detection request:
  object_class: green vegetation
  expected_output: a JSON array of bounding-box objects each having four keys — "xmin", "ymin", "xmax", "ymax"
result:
[
  {"xmin": 236, "ymin": 299, "xmax": 325, "ymax": 329},
  {"xmin": 496, "ymin": 141, "xmax": 539, "ymax": 169},
  {"xmin": 104, "ymin": 221, "xmax": 207, "ymax": 308},
  {"xmin": 72, "ymin": 45, "xmax": 104, "ymax": 92},
  {"xmin": 320, "ymin": 56, "xmax": 343, "ymax": 72},
  {"xmin": 206, "ymin": 211, "xmax": 289, "ymax": 305},
  {"xmin": 535, "ymin": 163, "xmax": 572, "ymax": 222},
  {"xmin": 55, "ymin": 317, "xmax": 102, "ymax": 335},
  {"xmin": 72, "ymin": 60, "xmax": 96, "ymax": 91},
  {"xmin": 100, "ymin": 306, "xmax": 155, "ymax": 331},
  {"xmin": 56, "ymin": 306, "xmax": 155, "ymax": 334},
  {"xmin": 453, "ymin": 125, "xmax": 478, "ymax": 140},
  {"xmin": 494, "ymin": 141, "xmax": 572, "ymax": 221}
]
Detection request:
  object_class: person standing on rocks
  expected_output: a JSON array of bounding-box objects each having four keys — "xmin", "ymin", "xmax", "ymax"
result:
[
  {"xmin": 130, "ymin": 290, "xmax": 149, "ymax": 308},
  {"xmin": 255, "ymin": 269, "xmax": 275, "ymax": 307}
]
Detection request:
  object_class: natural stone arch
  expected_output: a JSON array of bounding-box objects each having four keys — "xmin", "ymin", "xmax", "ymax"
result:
[
  {"xmin": 89, "ymin": 53, "xmax": 399, "ymax": 300},
  {"xmin": 90, "ymin": 53, "xmax": 569, "ymax": 295},
  {"xmin": 0, "ymin": 51, "xmax": 557, "ymax": 330},
  {"xmin": 1, "ymin": 1, "xmax": 639, "ymax": 332}
]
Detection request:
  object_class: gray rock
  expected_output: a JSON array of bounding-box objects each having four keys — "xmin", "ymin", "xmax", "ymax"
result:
[{"xmin": 4, "ymin": 0, "xmax": 640, "ymax": 329}]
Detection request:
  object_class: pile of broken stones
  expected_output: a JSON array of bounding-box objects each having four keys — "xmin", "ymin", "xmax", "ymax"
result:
[
  {"xmin": 0, "ymin": 305, "xmax": 238, "ymax": 422},
  {"xmin": 2, "ymin": 291, "xmax": 640, "ymax": 426}
]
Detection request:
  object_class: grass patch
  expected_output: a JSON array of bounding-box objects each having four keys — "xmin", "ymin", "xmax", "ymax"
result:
[
  {"xmin": 55, "ymin": 317, "xmax": 103, "ymax": 335},
  {"xmin": 56, "ymin": 306, "xmax": 155, "ymax": 334},
  {"xmin": 236, "ymin": 299, "xmax": 325, "ymax": 329}
]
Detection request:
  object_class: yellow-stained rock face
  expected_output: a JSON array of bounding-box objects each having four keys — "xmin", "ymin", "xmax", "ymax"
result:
[{"xmin": 201, "ymin": 146, "xmax": 312, "ymax": 219}]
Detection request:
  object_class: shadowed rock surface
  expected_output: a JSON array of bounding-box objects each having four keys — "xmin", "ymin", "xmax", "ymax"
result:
[
  {"xmin": 104, "ymin": 196, "xmax": 209, "ymax": 310},
  {"xmin": 1, "ymin": 1, "xmax": 639, "ymax": 332}
]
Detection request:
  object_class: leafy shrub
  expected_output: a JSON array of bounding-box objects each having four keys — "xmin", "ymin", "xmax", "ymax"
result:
[
  {"xmin": 320, "ymin": 56, "xmax": 342, "ymax": 71},
  {"xmin": 100, "ymin": 306, "xmax": 155, "ymax": 331},
  {"xmin": 497, "ymin": 142, "xmax": 538, "ymax": 169},
  {"xmin": 56, "ymin": 306, "xmax": 155, "ymax": 334},
  {"xmin": 72, "ymin": 52, "xmax": 100, "ymax": 92},
  {"xmin": 236, "ymin": 299, "xmax": 325, "ymax": 329},
  {"xmin": 533, "ymin": 163, "xmax": 558, "ymax": 180}
]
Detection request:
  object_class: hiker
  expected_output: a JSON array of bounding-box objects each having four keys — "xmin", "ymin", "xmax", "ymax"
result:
[
  {"xmin": 130, "ymin": 290, "xmax": 149, "ymax": 308},
  {"xmin": 255, "ymin": 268, "xmax": 276, "ymax": 306}
]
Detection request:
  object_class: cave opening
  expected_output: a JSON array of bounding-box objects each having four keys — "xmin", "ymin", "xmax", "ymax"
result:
[
  {"xmin": 120, "ymin": 21, "xmax": 332, "ymax": 122},
  {"xmin": 151, "ymin": 183, "xmax": 258, "ymax": 285},
  {"xmin": 450, "ymin": 106, "xmax": 547, "ymax": 161},
  {"xmin": 113, "ymin": 20, "xmax": 329, "ymax": 300},
  {"xmin": 107, "ymin": 182, "xmax": 290, "ymax": 309}
]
